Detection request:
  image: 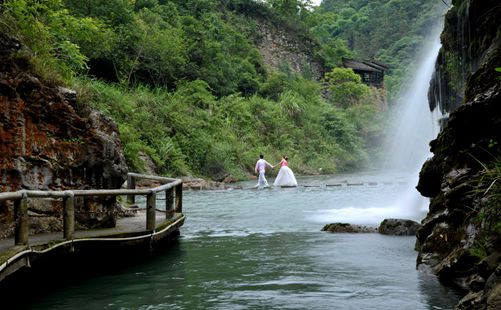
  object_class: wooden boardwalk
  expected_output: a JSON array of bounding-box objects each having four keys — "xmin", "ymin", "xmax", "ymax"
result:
[
  {"xmin": 0, "ymin": 173, "xmax": 184, "ymax": 284},
  {"xmin": 0, "ymin": 209, "xmax": 181, "ymax": 253}
]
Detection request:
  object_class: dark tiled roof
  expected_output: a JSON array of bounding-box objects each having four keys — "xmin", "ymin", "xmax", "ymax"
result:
[
  {"xmin": 342, "ymin": 58, "xmax": 389, "ymax": 72},
  {"xmin": 366, "ymin": 59, "xmax": 389, "ymax": 70}
]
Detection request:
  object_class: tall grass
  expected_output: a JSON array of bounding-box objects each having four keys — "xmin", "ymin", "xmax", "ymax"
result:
[{"xmin": 72, "ymin": 76, "xmax": 378, "ymax": 179}]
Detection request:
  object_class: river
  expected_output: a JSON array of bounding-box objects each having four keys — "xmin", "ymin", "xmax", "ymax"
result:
[{"xmin": 20, "ymin": 174, "xmax": 460, "ymax": 310}]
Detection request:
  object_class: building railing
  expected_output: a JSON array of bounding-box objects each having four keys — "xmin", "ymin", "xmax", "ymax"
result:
[{"xmin": 0, "ymin": 173, "xmax": 183, "ymax": 247}]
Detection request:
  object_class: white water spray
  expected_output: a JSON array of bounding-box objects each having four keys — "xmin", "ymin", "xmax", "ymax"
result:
[
  {"xmin": 385, "ymin": 38, "xmax": 442, "ymax": 175},
  {"xmin": 383, "ymin": 34, "xmax": 443, "ymax": 219}
]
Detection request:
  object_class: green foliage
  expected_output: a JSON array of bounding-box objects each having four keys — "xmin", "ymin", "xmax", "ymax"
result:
[
  {"xmin": 314, "ymin": 0, "xmax": 446, "ymax": 99},
  {"xmin": 317, "ymin": 38, "xmax": 352, "ymax": 69},
  {"xmin": 279, "ymin": 90, "xmax": 304, "ymax": 119},
  {"xmin": 73, "ymin": 70, "xmax": 372, "ymax": 178},
  {"xmin": 496, "ymin": 67, "xmax": 501, "ymax": 80},
  {"xmin": 3, "ymin": 0, "xmax": 390, "ymax": 179},
  {"xmin": 476, "ymin": 156, "xmax": 501, "ymax": 233},
  {"xmin": 345, "ymin": 99, "xmax": 387, "ymax": 155},
  {"xmin": 64, "ymin": 0, "xmax": 134, "ymax": 26},
  {"xmin": 1, "ymin": 0, "xmax": 91, "ymax": 80},
  {"xmin": 64, "ymin": 16, "xmax": 116, "ymax": 60},
  {"xmin": 465, "ymin": 148, "xmax": 501, "ymax": 260},
  {"xmin": 470, "ymin": 236, "xmax": 488, "ymax": 259},
  {"xmin": 324, "ymin": 68, "xmax": 370, "ymax": 107},
  {"xmin": 268, "ymin": 0, "xmax": 303, "ymax": 17},
  {"xmin": 117, "ymin": 12, "xmax": 188, "ymax": 86},
  {"xmin": 259, "ymin": 72, "xmax": 289, "ymax": 100}
]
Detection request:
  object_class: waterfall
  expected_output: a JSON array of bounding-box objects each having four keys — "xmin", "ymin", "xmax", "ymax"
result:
[
  {"xmin": 310, "ymin": 29, "xmax": 447, "ymax": 226},
  {"xmin": 383, "ymin": 32, "xmax": 443, "ymax": 219}
]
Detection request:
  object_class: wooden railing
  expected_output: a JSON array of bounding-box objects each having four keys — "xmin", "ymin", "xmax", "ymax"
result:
[{"xmin": 0, "ymin": 173, "xmax": 183, "ymax": 247}]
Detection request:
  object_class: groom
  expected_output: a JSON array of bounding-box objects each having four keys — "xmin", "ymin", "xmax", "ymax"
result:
[{"xmin": 254, "ymin": 154, "xmax": 274, "ymax": 188}]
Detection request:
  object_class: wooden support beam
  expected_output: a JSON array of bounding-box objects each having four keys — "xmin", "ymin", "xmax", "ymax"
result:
[
  {"xmin": 175, "ymin": 184, "xmax": 182, "ymax": 213},
  {"xmin": 146, "ymin": 193, "xmax": 156, "ymax": 231},
  {"xmin": 127, "ymin": 174, "xmax": 136, "ymax": 204},
  {"xmin": 165, "ymin": 188, "xmax": 174, "ymax": 219},
  {"xmin": 14, "ymin": 197, "xmax": 29, "ymax": 246},
  {"xmin": 63, "ymin": 193, "xmax": 75, "ymax": 240}
]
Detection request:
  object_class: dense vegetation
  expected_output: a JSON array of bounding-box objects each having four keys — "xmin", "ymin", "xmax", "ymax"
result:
[
  {"xmin": 0, "ymin": 0, "xmax": 443, "ymax": 180},
  {"xmin": 312, "ymin": 0, "xmax": 447, "ymax": 98}
]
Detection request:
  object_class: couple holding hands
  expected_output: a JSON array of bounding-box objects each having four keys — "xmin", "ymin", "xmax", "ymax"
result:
[{"xmin": 254, "ymin": 154, "xmax": 298, "ymax": 188}]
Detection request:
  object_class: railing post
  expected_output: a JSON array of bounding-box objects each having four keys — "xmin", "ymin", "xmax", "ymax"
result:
[
  {"xmin": 146, "ymin": 193, "xmax": 156, "ymax": 230},
  {"xmin": 127, "ymin": 174, "xmax": 136, "ymax": 204},
  {"xmin": 63, "ymin": 192, "xmax": 75, "ymax": 240},
  {"xmin": 165, "ymin": 188, "xmax": 174, "ymax": 219},
  {"xmin": 175, "ymin": 183, "xmax": 182, "ymax": 213},
  {"xmin": 14, "ymin": 195, "xmax": 29, "ymax": 246}
]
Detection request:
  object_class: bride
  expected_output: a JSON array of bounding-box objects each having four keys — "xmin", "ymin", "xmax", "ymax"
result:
[{"xmin": 273, "ymin": 155, "xmax": 298, "ymax": 187}]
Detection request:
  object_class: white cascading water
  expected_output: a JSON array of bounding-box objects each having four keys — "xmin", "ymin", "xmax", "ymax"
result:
[
  {"xmin": 385, "ymin": 41, "xmax": 442, "ymax": 174},
  {"xmin": 372, "ymin": 35, "xmax": 443, "ymax": 223},
  {"xmin": 311, "ymin": 31, "xmax": 444, "ymax": 226},
  {"xmin": 383, "ymin": 34, "xmax": 443, "ymax": 220}
]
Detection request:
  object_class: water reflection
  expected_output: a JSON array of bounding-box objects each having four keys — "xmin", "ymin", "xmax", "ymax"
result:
[{"xmin": 417, "ymin": 266, "xmax": 462, "ymax": 310}]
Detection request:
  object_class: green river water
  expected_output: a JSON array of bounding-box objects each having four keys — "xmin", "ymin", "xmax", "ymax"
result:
[{"xmin": 18, "ymin": 174, "xmax": 460, "ymax": 309}]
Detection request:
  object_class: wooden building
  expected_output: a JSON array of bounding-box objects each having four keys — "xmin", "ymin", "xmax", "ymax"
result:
[{"xmin": 342, "ymin": 58, "xmax": 389, "ymax": 88}]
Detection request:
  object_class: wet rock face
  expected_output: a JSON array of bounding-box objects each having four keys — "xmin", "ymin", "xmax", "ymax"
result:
[
  {"xmin": 428, "ymin": 0, "xmax": 501, "ymax": 114},
  {"xmin": 417, "ymin": 1, "xmax": 501, "ymax": 308},
  {"xmin": 0, "ymin": 35, "xmax": 128, "ymax": 237}
]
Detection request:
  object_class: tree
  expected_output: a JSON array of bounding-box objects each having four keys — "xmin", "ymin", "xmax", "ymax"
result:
[
  {"xmin": 64, "ymin": 0, "xmax": 134, "ymax": 26},
  {"xmin": 268, "ymin": 0, "xmax": 299, "ymax": 16},
  {"xmin": 324, "ymin": 68, "xmax": 370, "ymax": 107}
]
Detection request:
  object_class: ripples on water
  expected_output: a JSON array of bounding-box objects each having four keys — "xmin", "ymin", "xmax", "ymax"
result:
[{"xmin": 22, "ymin": 175, "xmax": 460, "ymax": 310}]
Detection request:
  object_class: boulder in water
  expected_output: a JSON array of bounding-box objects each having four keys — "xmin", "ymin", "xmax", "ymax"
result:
[
  {"xmin": 322, "ymin": 222, "xmax": 377, "ymax": 233},
  {"xmin": 378, "ymin": 218, "xmax": 421, "ymax": 236}
]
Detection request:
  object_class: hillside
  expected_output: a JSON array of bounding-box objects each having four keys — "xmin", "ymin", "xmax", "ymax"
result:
[
  {"xmin": 313, "ymin": 0, "xmax": 447, "ymax": 98},
  {"xmin": 0, "ymin": 0, "xmax": 446, "ymax": 181},
  {"xmin": 0, "ymin": 0, "xmax": 393, "ymax": 181}
]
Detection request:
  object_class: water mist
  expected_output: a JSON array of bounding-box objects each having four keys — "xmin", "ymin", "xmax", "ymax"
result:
[{"xmin": 382, "ymin": 33, "xmax": 443, "ymax": 220}]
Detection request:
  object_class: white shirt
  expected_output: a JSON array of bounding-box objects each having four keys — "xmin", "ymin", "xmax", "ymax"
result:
[{"xmin": 255, "ymin": 159, "xmax": 272, "ymax": 172}]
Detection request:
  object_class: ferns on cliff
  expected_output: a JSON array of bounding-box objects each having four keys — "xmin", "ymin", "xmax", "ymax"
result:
[
  {"xmin": 475, "ymin": 156, "xmax": 501, "ymax": 234},
  {"xmin": 466, "ymin": 146, "xmax": 501, "ymax": 259}
]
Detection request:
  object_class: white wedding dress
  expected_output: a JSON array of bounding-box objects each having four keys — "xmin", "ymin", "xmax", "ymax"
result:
[{"xmin": 274, "ymin": 162, "xmax": 297, "ymax": 187}]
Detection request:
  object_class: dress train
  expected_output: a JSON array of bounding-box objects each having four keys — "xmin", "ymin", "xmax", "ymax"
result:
[{"xmin": 274, "ymin": 166, "xmax": 297, "ymax": 187}]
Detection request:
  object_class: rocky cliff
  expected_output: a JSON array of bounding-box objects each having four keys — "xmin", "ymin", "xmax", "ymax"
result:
[
  {"xmin": 0, "ymin": 34, "xmax": 128, "ymax": 238},
  {"xmin": 416, "ymin": 1, "xmax": 501, "ymax": 309},
  {"xmin": 255, "ymin": 20, "xmax": 324, "ymax": 80}
]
